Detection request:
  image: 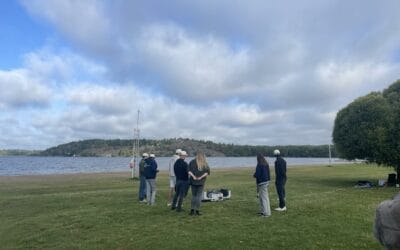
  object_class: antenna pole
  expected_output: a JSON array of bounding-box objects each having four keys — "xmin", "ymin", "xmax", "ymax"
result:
[
  {"xmin": 131, "ymin": 110, "xmax": 140, "ymax": 179},
  {"xmin": 328, "ymin": 144, "xmax": 332, "ymax": 164}
]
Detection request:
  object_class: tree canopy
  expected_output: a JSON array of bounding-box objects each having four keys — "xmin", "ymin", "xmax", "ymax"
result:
[
  {"xmin": 39, "ymin": 138, "xmax": 337, "ymax": 158},
  {"xmin": 333, "ymin": 79, "xmax": 400, "ymax": 175}
]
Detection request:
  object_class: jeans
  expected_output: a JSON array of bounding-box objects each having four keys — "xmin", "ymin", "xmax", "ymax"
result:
[
  {"xmin": 258, "ymin": 183, "xmax": 271, "ymax": 216},
  {"xmin": 139, "ymin": 175, "xmax": 147, "ymax": 201},
  {"xmin": 190, "ymin": 185, "xmax": 204, "ymax": 211},
  {"xmin": 276, "ymin": 180, "xmax": 286, "ymax": 208},
  {"xmin": 146, "ymin": 179, "xmax": 156, "ymax": 205},
  {"xmin": 172, "ymin": 180, "xmax": 189, "ymax": 209}
]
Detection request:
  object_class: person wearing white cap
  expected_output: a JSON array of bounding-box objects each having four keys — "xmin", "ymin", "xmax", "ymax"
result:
[
  {"xmin": 168, "ymin": 149, "xmax": 182, "ymax": 206},
  {"xmin": 138, "ymin": 153, "xmax": 149, "ymax": 202},
  {"xmin": 273, "ymin": 149, "xmax": 287, "ymax": 211},
  {"xmin": 171, "ymin": 150, "xmax": 189, "ymax": 212},
  {"xmin": 144, "ymin": 153, "xmax": 158, "ymax": 205}
]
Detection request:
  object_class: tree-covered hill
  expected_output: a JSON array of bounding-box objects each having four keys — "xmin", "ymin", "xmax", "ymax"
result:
[
  {"xmin": 0, "ymin": 149, "xmax": 39, "ymax": 156},
  {"xmin": 39, "ymin": 138, "xmax": 337, "ymax": 157}
]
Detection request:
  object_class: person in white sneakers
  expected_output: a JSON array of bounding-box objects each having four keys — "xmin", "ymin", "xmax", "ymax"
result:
[
  {"xmin": 274, "ymin": 149, "xmax": 287, "ymax": 212},
  {"xmin": 168, "ymin": 149, "xmax": 182, "ymax": 206}
]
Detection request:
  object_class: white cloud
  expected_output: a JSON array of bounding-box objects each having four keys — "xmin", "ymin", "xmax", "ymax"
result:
[
  {"xmin": 0, "ymin": 69, "xmax": 52, "ymax": 109},
  {"xmin": 2, "ymin": 0, "xmax": 400, "ymax": 149},
  {"xmin": 137, "ymin": 24, "xmax": 252, "ymax": 102},
  {"xmin": 21, "ymin": 0, "xmax": 112, "ymax": 55},
  {"xmin": 65, "ymin": 84, "xmax": 136, "ymax": 115}
]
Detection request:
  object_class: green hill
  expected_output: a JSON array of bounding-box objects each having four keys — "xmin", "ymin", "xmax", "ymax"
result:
[{"xmin": 39, "ymin": 138, "xmax": 337, "ymax": 157}]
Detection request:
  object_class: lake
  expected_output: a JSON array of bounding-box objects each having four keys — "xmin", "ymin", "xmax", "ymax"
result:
[{"xmin": 0, "ymin": 156, "xmax": 350, "ymax": 176}]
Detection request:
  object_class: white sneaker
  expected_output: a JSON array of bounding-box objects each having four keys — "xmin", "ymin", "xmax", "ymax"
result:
[
  {"xmin": 167, "ymin": 203, "xmax": 172, "ymax": 207},
  {"xmin": 140, "ymin": 199, "xmax": 147, "ymax": 203},
  {"xmin": 274, "ymin": 207, "xmax": 287, "ymax": 212}
]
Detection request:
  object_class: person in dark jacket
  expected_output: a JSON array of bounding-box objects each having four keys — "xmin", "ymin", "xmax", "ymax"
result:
[
  {"xmin": 138, "ymin": 153, "xmax": 148, "ymax": 202},
  {"xmin": 253, "ymin": 154, "xmax": 271, "ymax": 217},
  {"xmin": 188, "ymin": 152, "xmax": 210, "ymax": 216},
  {"xmin": 171, "ymin": 151, "xmax": 189, "ymax": 212},
  {"xmin": 144, "ymin": 153, "xmax": 158, "ymax": 205},
  {"xmin": 274, "ymin": 149, "xmax": 287, "ymax": 211}
]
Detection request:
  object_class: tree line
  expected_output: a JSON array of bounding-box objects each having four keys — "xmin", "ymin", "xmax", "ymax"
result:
[{"xmin": 38, "ymin": 138, "xmax": 337, "ymax": 157}]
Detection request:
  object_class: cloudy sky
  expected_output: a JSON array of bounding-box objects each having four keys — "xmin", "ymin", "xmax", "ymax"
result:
[{"xmin": 1, "ymin": 0, "xmax": 400, "ymax": 150}]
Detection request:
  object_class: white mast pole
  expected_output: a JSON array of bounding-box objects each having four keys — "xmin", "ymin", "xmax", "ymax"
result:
[
  {"xmin": 131, "ymin": 110, "xmax": 140, "ymax": 179},
  {"xmin": 328, "ymin": 144, "xmax": 332, "ymax": 164}
]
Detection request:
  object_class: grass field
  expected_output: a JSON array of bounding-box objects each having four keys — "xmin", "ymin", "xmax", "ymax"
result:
[{"xmin": 0, "ymin": 163, "xmax": 398, "ymax": 249}]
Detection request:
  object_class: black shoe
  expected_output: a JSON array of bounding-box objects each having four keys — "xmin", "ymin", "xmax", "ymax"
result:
[
  {"xmin": 190, "ymin": 209, "xmax": 195, "ymax": 216},
  {"xmin": 195, "ymin": 210, "xmax": 201, "ymax": 216},
  {"xmin": 171, "ymin": 206, "xmax": 176, "ymax": 210}
]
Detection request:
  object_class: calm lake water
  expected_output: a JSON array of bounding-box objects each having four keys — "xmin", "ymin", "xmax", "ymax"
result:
[{"xmin": 0, "ymin": 156, "xmax": 349, "ymax": 176}]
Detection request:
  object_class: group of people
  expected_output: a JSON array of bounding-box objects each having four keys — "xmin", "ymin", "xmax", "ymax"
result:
[
  {"xmin": 137, "ymin": 148, "xmax": 286, "ymax": 218},
  {"xmin": 254, "ymin": 149, "xmax": 287, "ymax": 217},
  {"xmin": 138, "ymin": 149, "xmax": 210, "ymax": 216}
]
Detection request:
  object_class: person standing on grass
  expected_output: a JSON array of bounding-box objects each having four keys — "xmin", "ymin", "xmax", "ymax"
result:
[
  {"xmin": 138, "ymin": 153, "xmax": 148, "ymax": 203},
  {"xmin": 171, "ymin": 151, "xmax": 189, "ymax": 212},
  {"xmin": 274, "ymin": 149, "xmax": 287, "ymax": 211},
  {"xmin": 254, "ymin": 154, "xmax": 271, "ymax": 217},
  {"xmin": 188, "ymin": 152, "xmax": 210, "ymax": 216},
  {"xmin": 168, "ymin": 149, "xmax": 182, "ymax": 207},
  {"xmin": 144, "ymin": 153, "xmax": 158, "ymax": 205}
]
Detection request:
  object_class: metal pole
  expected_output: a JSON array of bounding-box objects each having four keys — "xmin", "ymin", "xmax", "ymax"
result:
[
  {"xmin": 328, "ymin": 144, "xmax": 332, "ymax": 164},
  {"xmin": 131, "ymin": 110, "xmax": 140, "ymax": 179}
]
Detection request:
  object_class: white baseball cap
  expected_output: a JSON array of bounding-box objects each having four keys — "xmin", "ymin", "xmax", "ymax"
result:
[
  {"xmin": 273, "ymin": 149, "xmax": 280, "ymax": 155},
  {"xmin": 149, "ymin": 153, "xmax": 155, "ymax": 158},
  {"xmin": 176, "ymin": 149, "xmax": 182, "ymax": 154},
  {"xmin": 142, "ymin": 153, "xmax": 149, "ymax": 157},
  {"xmin": 180, "ymin": 151, "xmax": 187, "ymax": 156}
]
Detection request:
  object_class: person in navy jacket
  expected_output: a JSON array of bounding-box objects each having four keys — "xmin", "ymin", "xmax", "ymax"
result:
[
  {"xmin": 144, "ymin": 153, "xmax": 158, "ymax": 205},
  {"xmin": 253, "ymin": 154, "xmax": 271, "ymax": 217},
  {"xmin": 274, "ymin": 149, "xmax": 287, "ymax": 211}
]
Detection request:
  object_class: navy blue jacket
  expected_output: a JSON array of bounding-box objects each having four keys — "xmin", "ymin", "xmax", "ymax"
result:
[
  {"xmin": 274, "ymin": 156, "xmax": 287, "ymax": 183},
  {"xmin": 144, "ymin": 158, "xmax": 158, "ymax": 179},
  {"xmin": 253, "ymin": 163, "xmax": 270, "ymax": 185},
  {"xmin": 174, "ymin": 158, "xmax": 189, "ymax": 181}
]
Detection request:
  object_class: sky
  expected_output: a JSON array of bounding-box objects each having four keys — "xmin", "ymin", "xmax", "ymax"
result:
[{"xmin": 1, "ymin": 0, "xmax": 400, "ymax": 150}]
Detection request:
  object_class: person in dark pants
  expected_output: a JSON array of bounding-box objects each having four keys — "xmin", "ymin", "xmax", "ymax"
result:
[
  {"xmin": 274, "ymin": 149, "xmax": 287, "ymax": 211},
  {"xmin": 171, "ymin": 151, "xmax": 189, "ymax": 212},
  {"xmin": 188, "ymin": 152, "xmax": 210, "ymax": 216},
  {"xmin": 138, "ymin": 153, "xmax": 148, "ymax": 202},
  {"xmin": 144, "ymin": 153, "xmax": 158, "ymax": 205}
]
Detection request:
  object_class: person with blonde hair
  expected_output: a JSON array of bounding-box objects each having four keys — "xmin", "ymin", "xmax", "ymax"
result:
[{"xmin": 188, "ymin": 152, "xmax": 210, "ymax": 216}]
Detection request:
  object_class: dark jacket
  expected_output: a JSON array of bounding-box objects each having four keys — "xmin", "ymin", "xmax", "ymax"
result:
[
  {"xmin": 253, "ymin": 163, "xmax": 270, "ymax": 185},
  {"xmin": 274, "ymin": 156, "xmax": 287, "ymax": 183},
  {"xmin": 188, "ymin": 159, "xmax": 210, "ymax": 186},
  {"xmin": 174, "ymin": 158, "xmax": 189, "ymax": 181},
  {"xmin": 144, "ymin": 158, "xmax": 158, "ymax": 179}
]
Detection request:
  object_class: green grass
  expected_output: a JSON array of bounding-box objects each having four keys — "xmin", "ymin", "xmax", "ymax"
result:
[{"xmin": 0, "ymin": 164, "xmax": 398, "ymax": 249}]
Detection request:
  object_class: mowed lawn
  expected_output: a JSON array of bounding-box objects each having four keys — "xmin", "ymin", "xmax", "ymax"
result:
[{"xmin": 0, "ymin": 163, "xmax": 398, "ymax": 249}]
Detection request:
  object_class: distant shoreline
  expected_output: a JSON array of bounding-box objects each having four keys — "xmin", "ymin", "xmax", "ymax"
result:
[{"xmin": 0, "ymin": 162, "xmax": 355, "ymax": 178}]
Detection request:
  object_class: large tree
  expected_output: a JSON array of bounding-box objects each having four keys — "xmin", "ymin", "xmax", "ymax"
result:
[{"xmin": 333, "ymin": 80, "xmax": 400, "ymax": 181}]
